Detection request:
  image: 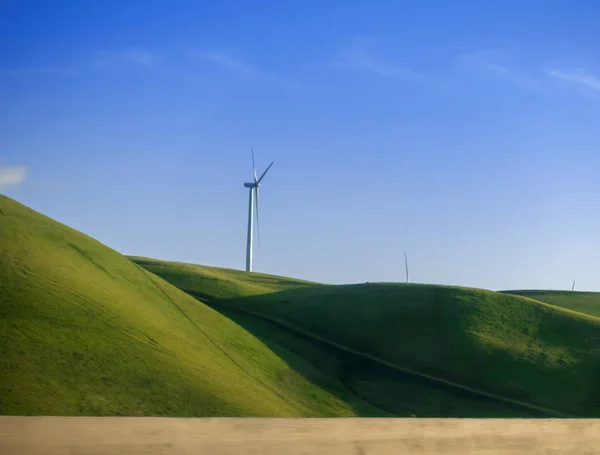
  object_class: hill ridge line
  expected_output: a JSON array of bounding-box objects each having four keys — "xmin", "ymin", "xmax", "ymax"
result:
[
  {"xmin": 501, "ymin": 290, "xmax": 600, "ymax": 320},
  {"xmin": 133, "ymin": 263, "xmax": 308, "ymax": 414},
  {"xmin": 4, "ymin": 194, "xmax": 379, "ymax": 416}
]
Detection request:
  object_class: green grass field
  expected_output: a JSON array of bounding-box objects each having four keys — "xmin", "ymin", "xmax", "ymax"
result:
[
  {"xmin": 214, "ymin": 284, "xmax": 600, "ymax": 416},
  {"xmin": 504, "ymin": 290, "xmax": 600, "ymax": 319},
  {"xmin": 0, "ymin": 194, "xmax": 384, "ymax": 417},
  {"xmin": 3, "ymin": 193, "xmax": 600, "ymax": 418},
  {"xmin": 128, "ymin": 256, "xmax": 320, "ymax": 303},
  {"xmin": 136, "ymin": 258, "xmax": 600, "ymax": 417}
]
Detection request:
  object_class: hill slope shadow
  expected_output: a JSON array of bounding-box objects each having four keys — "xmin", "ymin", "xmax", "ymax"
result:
[
  {"xmin": 1, "ymin": 195, "xmax": 392, "ymax": 417},
  {"xmin": 132, "ymin": 257, "xmax": 600, "ymax": 417},
  {"xmin": 209, "ymin": 283, "xmax": 600, "ymax": 418},
  {"xmin": 212, "ymin": 302, "xmax": 544, "ymax": 418}
]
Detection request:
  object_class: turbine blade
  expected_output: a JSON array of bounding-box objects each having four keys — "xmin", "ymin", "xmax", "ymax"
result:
[
  {"xmin": 257, "ymin": 161, "xmax": 274, "ymax": 184},
  {"xmin": 252, "ymin": 147, "xmax": 258, "ymax": 183},
  {"xmin": 255, "ymin": 187, "xmax": 261, "ymax": 248}
]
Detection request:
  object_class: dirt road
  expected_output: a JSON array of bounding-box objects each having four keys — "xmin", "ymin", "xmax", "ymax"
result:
[{"xmin": 1, "ymin": 417, "xmax": 599, "ymax": 454}]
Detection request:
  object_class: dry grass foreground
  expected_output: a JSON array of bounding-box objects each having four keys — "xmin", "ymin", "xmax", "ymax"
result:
[{"xmin": 1, "ymin": 417, "xmax": 600, "ymax": 455}]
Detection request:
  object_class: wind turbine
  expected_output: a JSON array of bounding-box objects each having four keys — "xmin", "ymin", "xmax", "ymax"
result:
[
  {"xmin": 404, "ymin": 252, "xmax": 409, "ymax": 283},
  {"xmin": 243, "ymin": 148, "xmax": 274, "ymax": 272}
]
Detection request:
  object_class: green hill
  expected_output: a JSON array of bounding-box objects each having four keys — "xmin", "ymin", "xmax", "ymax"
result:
[
  {"xmin": 216, "ymin": 284, "xmax": 600, "ymax": 417},
  {"xmin": 504, "ymin": 290, "xmax": 600, "ymax": 319},
  {"xmin": 128, "ymin": 256, "xmax": 320, "ymax": 303},
  {"xmin": 135, "ymin": 258, "xmax": 600, "ymax": 417},
  {"xmin": 136, "ymin": 259, "xmax": 598, "ymax": 417},
  {"xmin": 0, "ymin": 195, "xmax": 384, "ymax": 417},
  {"xmin": 5, "ymin": 193, "xmax": 600, "ymax": 418}
]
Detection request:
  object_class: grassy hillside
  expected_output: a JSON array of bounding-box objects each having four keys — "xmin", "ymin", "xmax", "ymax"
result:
[
  {"xmin": 137, "ymin": 259, "xmax": 573, "ymax": 417},
  {"xmin": 504, "ymin": 290, "xmax": 600, "ymax": 319},
  {"xmin": 0, "ymin": 195, "xmax": 384, "ymax": 417},
  {"xmin": 129, "ymin": 256, "xmax": 319, "ymax": 303},
  {"xmin": 211, "ymin": 284, "xmax": 600, "ymax": 416},
  {"xmin": 6, "ymin": 192, "xmax": 599, "ymax": 418}
]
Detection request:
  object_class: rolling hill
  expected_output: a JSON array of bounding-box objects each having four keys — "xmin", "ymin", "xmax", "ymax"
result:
[
  {"xmin": 128, "ymin": 256, "xmax": 320, "ymax": 303},
  {"xmin": 4, "ymin": 193, "xmax": 600, "ymax": 418},
  {"xmin": 136, "ymin": 258, "xmax": 600, "ymax": 417},
  {"xmin": 0, "ymin": 194, "xmax": 384, "ymax": 417},
  {"xmin": 504, "ymin": 290, "xmax": 600, "ymax": 319},
  {"xmin": 217, "ymin": 285, "xmax": 600, "ymax": 416}
]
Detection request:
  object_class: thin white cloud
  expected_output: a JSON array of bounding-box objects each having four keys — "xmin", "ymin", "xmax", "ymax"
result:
[
  {"xmin": 3, "ymin": 49, "xmax": 162, "ymax": 76},
  {"xmin": 0, "ymin": 166, "xmax": 27, "ymax": 190},
  {"xmin": 196, "ymin": 51, "xmax": 257, "ymax": 75},
  {"xmin": 193, "ymin": 50, "xmax": 305, "ymax": 90},
  {"xmin": 545, "ymin": 69, "xmax": 600, "ymax": 92},
  {"xmin": 91, "ymin": 48, "xmax": 162, "ymax": 68},
  {"xmin": 0, "ymin": 66, "xmax": 77, "ymax": 77},
  {"xmin": 334, "ymin": 46, "xmax": 425, "ymax": 83},
  {"xmin": 454, "ymin": 49, "xmax": 542, "ymax": 91}
]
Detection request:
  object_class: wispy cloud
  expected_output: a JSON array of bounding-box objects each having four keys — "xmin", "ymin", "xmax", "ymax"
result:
[
  {"xmin": 196, "ymin": 51, "xmax": 256, "ymax": 75},
  {"xmin": 91, "ymin": 48, "xmax": 163, "ymax": 68},
  {"xmin": 454, "ymin": 49, "xmax": 542, "ymax": 91},
  {"xmin": 545, "ymin": 69, "xmax": 600, "ymax": 92},
  {"xmin": 0, "ymin": 66, "xmax": 77, "ymax": 77},
  {"xmin": 193, "ymin": 50, "xmax": 305, "ymax": 90},
  {"xmin": 1, "ymin": 49, "xmax": 162, "ymax": 77},
  {"xmin": 334, "ymin": 44, "xmax": 426, "ymax": 84},
  {"xmin": 0, "ymin": 166, "xmax": 27, "ymax": 190}
]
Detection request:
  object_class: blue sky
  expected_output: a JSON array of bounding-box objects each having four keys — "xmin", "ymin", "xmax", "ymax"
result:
[{"xmin": 2, "ymin": 0, "xmax": 600, "ymax": 290}]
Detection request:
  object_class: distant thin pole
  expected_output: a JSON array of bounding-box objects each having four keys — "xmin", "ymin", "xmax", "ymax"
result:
[
  {"xmin": 572, "ymin": 280, "xmax": 575, "ymax": 292},
  {"xmin": 405, "ymin": 252, "xmax": 409, "ymax": 283}
]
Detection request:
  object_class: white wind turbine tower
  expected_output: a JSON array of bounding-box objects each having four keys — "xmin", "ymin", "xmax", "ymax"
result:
[{"xmin": 243, "ymin": 148, "xmax": 274, "ymax": 272}]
